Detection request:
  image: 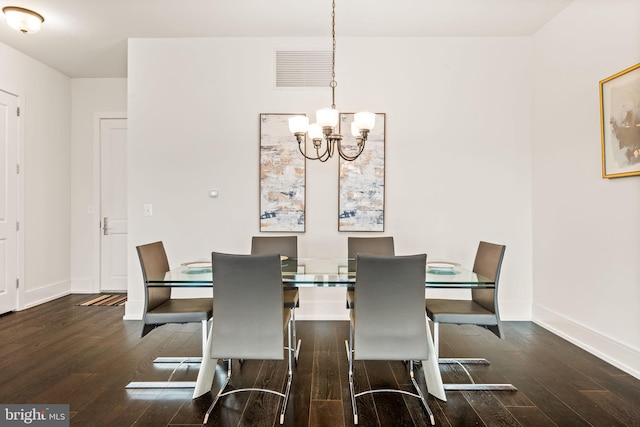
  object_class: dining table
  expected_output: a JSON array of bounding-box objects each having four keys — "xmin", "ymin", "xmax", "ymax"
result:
[{"xmin": 143, "ymin": 257, "xmax": 497, "ymax": 401}]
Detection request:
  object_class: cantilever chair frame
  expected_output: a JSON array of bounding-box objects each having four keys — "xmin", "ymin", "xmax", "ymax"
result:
[
  {"xmin": 126, "ymin": 241, "xmax": 213, "ymax": 390},
  {"xmin": 204, "ymin": 252, "xmax": 293, "ymax": 425},
  {"xmin": 427, "ymin": 241, "xmax": 516, "ymax": 392},
  {"xmin": 251, "ymin": 235, "xmax": 301, "ymax": 362},
  {"xmin": 347, "ymin": 254, "xmax": 434, "ymax": 425}
]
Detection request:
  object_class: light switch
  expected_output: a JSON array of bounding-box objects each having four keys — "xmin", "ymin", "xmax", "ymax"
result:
[
  {"xmin": 209, "ymin": 189, "xmax": 219, "ymax": 198},
  {"xmin": 143, "ymin": 204, "xmax": 153, "ymax": 216}
]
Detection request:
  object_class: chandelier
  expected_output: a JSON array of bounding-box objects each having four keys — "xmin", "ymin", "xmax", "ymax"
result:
[{"xmin": 288, "ymin": 0, "xmax": 375, "ymax": 162}]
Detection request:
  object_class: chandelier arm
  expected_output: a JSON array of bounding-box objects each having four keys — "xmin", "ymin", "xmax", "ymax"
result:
[
  {"xmin": 316, "ymin": 145, "xmax": 331, "ymax": 162},
  {"xmin": 327, "ymin": 138, "xmax": 337, "ymax": 158},
  {"xmin": 297, "ymin": 138, "xmax": 329, "ymax": 161},
  {"xmin": 337, "ymin": 140, "xmax": 366, "ymax": 162}
]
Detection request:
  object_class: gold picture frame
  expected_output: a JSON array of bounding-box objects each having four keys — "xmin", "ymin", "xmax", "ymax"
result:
[{"xmin": 599, "ymin": 63, "xmax": 640, "ymax": 178}]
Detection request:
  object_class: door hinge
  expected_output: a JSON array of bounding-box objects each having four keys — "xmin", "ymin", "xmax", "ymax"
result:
[
  {"xmin": 16, "ymin": 221, "xmax": 19, "ymax": 231},
  {"xmin": 16, "ymin": 107, "xmax": 20, "ymax": 117},
  {"xmin": 16, "ymin": 278, "xmax": 19, "ymax": 289},
  {"xmin": 16, "ymin": 164, "xmax": 20, "ymax": 174}
]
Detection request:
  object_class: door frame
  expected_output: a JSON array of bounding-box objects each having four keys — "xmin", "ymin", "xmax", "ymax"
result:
[
  {"xmin": 1, "ymin": 88, "xmax": 25, "ymax": 311},
  {"xmin": 92, "ymin": 112, "xmax": 127, "ymax": 294}
]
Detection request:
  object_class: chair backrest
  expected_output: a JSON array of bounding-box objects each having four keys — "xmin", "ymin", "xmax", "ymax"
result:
[
  {"xmin": 347, "ymin": 236, "xmax": 395, "ymax": 272},
  {"xmin": 471, "ymin": 241, "xmax": 506, "ymax": 316},
  {"xmin": 353, "ymin": 254, "xmax": 428, "ymax": 361},
  {"xmin": 210, "ymin": 252, "xmax": 284, "ymax": 360},
  {"xmin": 251, "ymin": 236, "xmax": 298, "ymax": 258},
  {"xmin": 136, "ymin": 241, "xmax": 171, "ymax": 316},
  {"xmin": 347, "ymin": 236, "xmax": 395, "ymax": 257}
]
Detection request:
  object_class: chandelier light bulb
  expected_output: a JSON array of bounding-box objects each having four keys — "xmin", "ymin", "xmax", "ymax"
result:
[
  {"xmin": 288, "ymin": 116, "xmax": 309, "ymax": 134},
  {"xmin": 354, "ymin": 112, "xmax": 376, "ymax": 132},
  {"xmin": 308, "ymin": 123, "xmax": 323, "ymax": 140},
  {"xmin": 316, "ymin": 108, "xmax": 339, "ymax": 128}
]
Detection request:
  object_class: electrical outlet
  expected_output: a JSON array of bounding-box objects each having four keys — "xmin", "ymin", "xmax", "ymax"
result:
[{"xmin": 143, "ymin": 204, "xmax": 153, "ymax": 216}]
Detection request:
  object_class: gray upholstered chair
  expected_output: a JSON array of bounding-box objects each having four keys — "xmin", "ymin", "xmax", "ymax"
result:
[
  {"xmin": 425, "ymin": 241, "xmax": 515, "ymax": 392},
  {"xmin": 425, "ymin": 241, "xmax": 506, "ymax": 358},
  {"xmin": 251, "ymin": 236, "xmax": 301, "ymax": 360},
  {"xmin": 347, "ymin": 254, "xmax": 434, "ymax": 425},
  {"xmin": 346, "ymin": 236, "xmax": 395, "ymax": 309},
  {"xmin": 204, "ymin": 252, "xmax": 293, "ymax": 425},
  {"xmin": 126, "ymin": 241, "xmax": 213, "ymax": 390},
  {"xmin": 137, "ymin": 241, "xmax": 212, "ymax": 356}
]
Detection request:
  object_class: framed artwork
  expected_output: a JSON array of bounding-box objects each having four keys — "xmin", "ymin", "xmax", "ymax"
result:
[
  {"xmin": 259, "ymin": 113, "xmax": 306, "ymax": 232},
  {"xmin": 600, "ymin": 63, "xmax": 640, "ymax": 178},
  {"xmin": 338, "ymin": 113, "xmax": 386, "ymax": 231}
]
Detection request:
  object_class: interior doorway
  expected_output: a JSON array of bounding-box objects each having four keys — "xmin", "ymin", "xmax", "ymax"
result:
[
  {"xmin": 99, "ymin": 117, "xmax": 128, "ymax": 292},
  {"xmin": 0, "ymin": 90, "xmax": 19, "ymax": 314}
]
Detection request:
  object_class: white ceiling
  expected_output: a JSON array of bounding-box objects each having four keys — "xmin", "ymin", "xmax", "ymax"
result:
[{"xmin": 0, "ymin": 0, "xmax": 573, "ymax": 78}]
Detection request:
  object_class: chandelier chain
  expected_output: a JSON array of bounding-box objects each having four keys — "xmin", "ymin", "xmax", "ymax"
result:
[
  {"xmin": 289, "ymin": 0, "xmax": 373, "ymax": 162},
  {"xmin": 330, "ymin": 0, "xmax": 337, "ymax": 109}
]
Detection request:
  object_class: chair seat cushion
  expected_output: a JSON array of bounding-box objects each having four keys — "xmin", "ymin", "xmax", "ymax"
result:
[
  {"xmin": 426, "ymin": 298, "xmax": 497, "ymax": 326},
  {"xmin": 145, "ymin": 298, "xmax": 213, "ymax": 324},
  {"xmin": 284, "ymin": 288, "xmax": 299, "ymax": 308}
]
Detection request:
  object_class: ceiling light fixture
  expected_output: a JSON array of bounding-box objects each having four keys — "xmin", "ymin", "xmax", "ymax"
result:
[
  {"xmin": 2, "ymin": 6, "xmax": 44, "ymax": 34},
  {"xmin": 288, "ymin": 0, "xmax": 375, "ymax": 162}
]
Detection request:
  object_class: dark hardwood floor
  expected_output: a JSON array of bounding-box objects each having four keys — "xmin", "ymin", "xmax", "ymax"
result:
[{"xmin": 1, "ymin": 295, "xmax": 639, "ymax": 426}]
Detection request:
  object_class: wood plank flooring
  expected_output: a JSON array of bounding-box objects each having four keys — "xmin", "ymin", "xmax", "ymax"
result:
[{"xmin": 0, "ymin": 295, "xmax": 639, "ymax": 426}]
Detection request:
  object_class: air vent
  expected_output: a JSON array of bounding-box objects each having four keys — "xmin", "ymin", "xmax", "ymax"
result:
[{"xmin": 276, "ymin": 50, "xmax": 332, "ymax": 88}]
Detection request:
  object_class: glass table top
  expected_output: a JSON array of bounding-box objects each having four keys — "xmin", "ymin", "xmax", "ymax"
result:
[{"xmin": 146, "ymin": 258, "xmax": 494, "ymax": 289}]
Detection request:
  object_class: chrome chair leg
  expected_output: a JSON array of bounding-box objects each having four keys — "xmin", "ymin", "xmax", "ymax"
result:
[
  {"xmin": 347, "ymin": 325, "xmax": 358, "ymax": 424},
  {"xmin": 280, "ymin": 317, "xmax": 293, "ymax": 424},
  {"xmin": 433, "ymin": 321, "xmax": 517, "ymax": 392},
  {"xmin": 203, "ymin": 320, "xmax": 293, "ymax": 425},
  {"xmin": 347, "ymin": 329, "xmax": 434, "ymax": 425},
  {"xmin": 289, "ymin": 307, "xmax": 301, "ymax": 363}
]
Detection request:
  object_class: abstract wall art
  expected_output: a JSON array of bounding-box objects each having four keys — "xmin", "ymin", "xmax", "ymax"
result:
[{"xmin": 259, "ymin": 113, "xmax": 306, "ymax": 232}]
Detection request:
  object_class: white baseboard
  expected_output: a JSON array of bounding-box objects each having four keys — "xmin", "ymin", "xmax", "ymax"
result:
[
  {"xmin": 295, "ymin": 287, "xmax": 349, "ymax": 321},
  {"xmin": 22, "ymin": 280, "xmax": 71, "ymax": 310},
  {"xmin": 533, "ymin": 303, "xmax": 640, "ymax": 380},
  {"xmin": 70, "ymin": 277, "xmax": 96, "ymax": 293},
  {"xmin": 123, "ymin": 299, "xmax": 144, "ymax": 320},
  {"xmin": 499, "ymin": 300, "xmax": 532, "ymax": 321}
]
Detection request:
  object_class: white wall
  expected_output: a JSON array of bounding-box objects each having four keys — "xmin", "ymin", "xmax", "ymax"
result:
[
  {"xmin": 0, "ymin": 43, "xmax": 71, "ymax": 308},
  {"xmin": 70, "ymin": 78, "xmax": 127, "ymax": 292},
  {"xmin": 126, "ymin": 36, "xmax": 533, "ymax": 321},
  {"xmin": 3, "ymin": 0, "xmax": 636, "ymax": 381},
  {"xmin": 532, "ymin": 0, "xmax": 640, "ymax": 378}
]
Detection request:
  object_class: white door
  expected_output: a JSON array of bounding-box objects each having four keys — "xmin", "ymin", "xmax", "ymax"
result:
[
  {"xmin": 0, "ymin": 91, "xmax": 19, "ymax": 314},
  {"xmin": 100, "ymin": 118, "xmax": 128, "ymax": 292}
]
